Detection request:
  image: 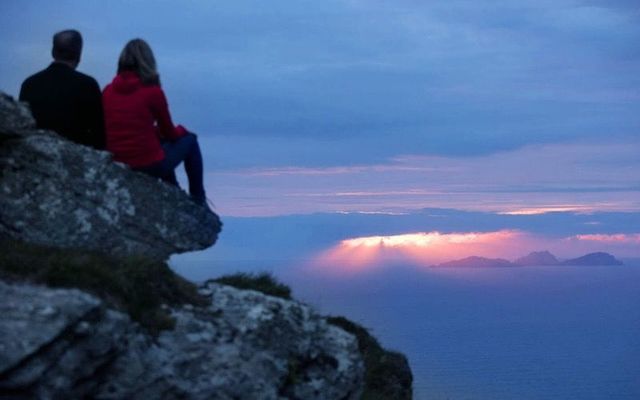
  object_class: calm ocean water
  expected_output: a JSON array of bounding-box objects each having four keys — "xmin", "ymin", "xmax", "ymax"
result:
[{"xmin": 172, "ymin": 260, "xmax": 640, "ymax": 400}]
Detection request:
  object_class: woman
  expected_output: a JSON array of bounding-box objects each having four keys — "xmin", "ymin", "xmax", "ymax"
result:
[{"xmin": 103, "ymin": 39, "xmax": 207, "ymax": 205}]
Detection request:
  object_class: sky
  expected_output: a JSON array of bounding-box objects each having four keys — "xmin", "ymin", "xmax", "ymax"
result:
[{"xmin": 1, "ymin": 0, "xmax": 638, "ymax": 263}]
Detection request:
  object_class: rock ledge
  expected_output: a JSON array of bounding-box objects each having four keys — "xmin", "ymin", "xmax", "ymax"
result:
[{"xmin": 0, "ymin": 92, "xmax": 221, "ymax": 259}]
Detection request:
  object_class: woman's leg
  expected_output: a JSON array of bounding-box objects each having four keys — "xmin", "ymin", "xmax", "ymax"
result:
[
  {"xmin": 134, "ymin": 161, "xmax": 176, "ymax": 185},
  {"xmin": 161, "ymin": 133, "xmax": 206, "ymax": 202},
  {"xmin": 182, "ymin": 134, "xmax": 205, "ymax": 201}
]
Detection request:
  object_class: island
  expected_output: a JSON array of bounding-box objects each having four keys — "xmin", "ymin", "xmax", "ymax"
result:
[
  {"xmin": 559, "ymin": 252, "xmax": 624, "ymax": 266},
  {"xmin": 514, "ymin": 251, "xmax": 559, "ymax": 266},
  {"xmin": 432, "ymin": 251, "xmax": 624, "ymax": 268},
  {"xmin": 431, "ymin": 256, "xmax": 515, "ymax": 268}
]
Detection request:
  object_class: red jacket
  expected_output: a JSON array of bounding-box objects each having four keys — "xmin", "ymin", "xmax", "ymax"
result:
[{"xmin": 103, "ymin": 72, "xmax": 186, "ymax": 167}]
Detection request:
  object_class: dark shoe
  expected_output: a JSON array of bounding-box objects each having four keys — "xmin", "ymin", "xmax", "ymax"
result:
[{"xmin": 192, "ymin": 195, "xmax": 215, "ymax": 211}]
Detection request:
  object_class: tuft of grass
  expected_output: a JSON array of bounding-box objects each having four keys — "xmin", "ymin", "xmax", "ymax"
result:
[
  {"xmin": 327, "ymin": 316, "xmax": 413, "ymax": 400},
  {"xmin": 0, "ymin": 238, "xmax": 208, "ymax": 334},
  {"xmin": 208, "ymin": 272, "xmax": 292, "ymax": 299}
]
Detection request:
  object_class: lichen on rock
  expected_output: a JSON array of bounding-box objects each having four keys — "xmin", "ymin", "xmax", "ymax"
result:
[{"xmin": 0, "ymin": 278, "xmax": 365, "ymax": 399}]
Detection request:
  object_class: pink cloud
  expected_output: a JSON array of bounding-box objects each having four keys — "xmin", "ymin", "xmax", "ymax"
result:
[
  {"xmin": 498, "ymin": 205, "xmax": 597, "ymax": 215},
  {"xmin": 203, "ymin": 141, "xmax": 640, "ymax": 217},
  {"xmin": 570, "ymin": 234, "xmax": 640, "ymax": 243}
]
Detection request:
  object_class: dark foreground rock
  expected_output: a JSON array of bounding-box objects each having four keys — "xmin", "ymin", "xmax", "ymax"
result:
[
  {"xmin": 0, "ymin": 92, "xmax": 221, "ymax": 259},
  {"xmin": 0, "ymin": 280, "xmax": 364, "ymax": 399}
]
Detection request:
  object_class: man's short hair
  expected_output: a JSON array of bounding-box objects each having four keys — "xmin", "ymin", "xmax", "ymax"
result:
[{"xmin": 52, "ymin": 30, "xmax": 83, "ymax": 62}]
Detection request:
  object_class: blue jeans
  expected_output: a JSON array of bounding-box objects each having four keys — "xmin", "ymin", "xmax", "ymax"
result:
[{"xmin": 135, "ymin": 133, "xmax": 205, "ymax": 201}]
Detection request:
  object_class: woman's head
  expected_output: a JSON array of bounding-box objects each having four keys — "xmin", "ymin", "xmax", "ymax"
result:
[{"xmin": 118, "ymin": 39, "xmax": 159, "ymax": 85}]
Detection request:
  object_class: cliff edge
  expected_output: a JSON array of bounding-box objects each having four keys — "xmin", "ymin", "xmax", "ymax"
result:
[
  {"xmin": 0, "ymin": 93, "xmax": 411, "ymax": 399},
  {"xmin": 0, "ymin": 271, "xmax": 364, "ymax": 399},
  {"xmin": 0, "ymin": 92, "xmax": 221, "ymax": 260}
]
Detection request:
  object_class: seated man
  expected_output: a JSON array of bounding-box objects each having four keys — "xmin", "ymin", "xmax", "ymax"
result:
[{"xmin": 19, "ymin": 29, "xmax": 105, "ymax": 149}]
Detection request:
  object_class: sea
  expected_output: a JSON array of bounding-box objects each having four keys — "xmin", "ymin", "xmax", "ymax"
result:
[{"xmin": 171, "ymin": 259, "xmax": 640, "ymax": 400}]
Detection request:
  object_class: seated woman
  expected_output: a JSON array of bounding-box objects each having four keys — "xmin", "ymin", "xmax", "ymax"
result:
[{"xmin": 103, "ymin": 38, "xmax": 207, "ymax": 206}]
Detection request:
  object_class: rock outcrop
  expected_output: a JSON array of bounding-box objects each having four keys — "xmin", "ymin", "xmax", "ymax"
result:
[
  {"xmin": 0, "ymin": 91, "xmax": 396, "ymax": 399},
  {"xmin": 0, "ymin": 280, "xmax": 364, "ymax": 399},
  {"xmin": 0, "ymin": 92, "xmax": 221, "ymax": 259}
]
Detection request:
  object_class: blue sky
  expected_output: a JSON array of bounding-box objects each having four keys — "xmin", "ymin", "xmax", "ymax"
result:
[
  {"xmin": 2, "ymin": 1, "xmax": 638, "ymax": 163},
  {"xmin": 1, "ymin": 1, "xmax": 638, "ymax": 252}
]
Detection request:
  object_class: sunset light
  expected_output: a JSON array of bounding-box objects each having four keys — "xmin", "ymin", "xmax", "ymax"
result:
[
  {"xmin": 341, "ymin": 231, "xmax": 514, "ymax": 248},
  {"xmin": 312, "ymin": 229, "xmax": 640, "ymax": 274},
  {"xmin": 498, "ymin": 206, "xmax": 595, "ymax": 215},
  {"xmin": 313, "ymin": 230, "xmax": 530, "ymax": 273},
  {"xmin": 2, "ymin": 2, "xmax": 639, "ymax": 399}
]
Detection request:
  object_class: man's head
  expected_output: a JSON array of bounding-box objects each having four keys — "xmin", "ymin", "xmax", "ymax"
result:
[{"xmin": 51, "ymin": 30, "xmax": 83, "ymax": 68}]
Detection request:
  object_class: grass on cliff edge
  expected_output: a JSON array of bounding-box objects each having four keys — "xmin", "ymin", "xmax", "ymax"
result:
[
  {"xmin": 207, "ymin": 272, "xmax": 292, "ymax": 299},
  {"xmin": 327, "ymin": 316, "xmax": 413, "ymax": 400},
  {"xmin": 0, "ymin": 240, "xmax": 412, "ymax": 398},
  {"xmin": 0, "ymin": 239, "xmax": 208, "ymax": 334},
  {"xmin": 211, "ymin": 272, "xmax": 413, "ymax": 400}
]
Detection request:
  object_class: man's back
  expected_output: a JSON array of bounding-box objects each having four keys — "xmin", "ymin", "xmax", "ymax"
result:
[{"xmin": 20, "ymin": 62, "xmax": 105, "ymax": 149}]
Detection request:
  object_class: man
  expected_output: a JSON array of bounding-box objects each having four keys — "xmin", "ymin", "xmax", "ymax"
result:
[{"xmin": 19, "ymin": 30, "xmax": 105, "ymax": 149}]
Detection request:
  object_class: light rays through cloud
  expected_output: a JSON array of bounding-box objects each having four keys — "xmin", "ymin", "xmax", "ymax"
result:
[
  {"xmin": 312, "ymin": 230, "xmax": 532, "ymax": 273},
  {"xmin": 309, "ymin": 229, "xmax": 640, "ymax": 274}
]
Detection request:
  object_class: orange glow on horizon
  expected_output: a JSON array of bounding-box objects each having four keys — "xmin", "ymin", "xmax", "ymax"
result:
[
  {"xmin": 309, "ymin": 230, "xmax": 640, "ymax": 274},
  {"xmin": 312, "ymin": 230, "xmax": 530, "ymax": 274},
  {"xmin": 340, "ymin": 231, "xmax": 513, "ymax": 248}
]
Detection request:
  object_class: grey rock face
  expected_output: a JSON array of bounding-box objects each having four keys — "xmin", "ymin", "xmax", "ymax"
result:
[
  {"xmin": 0, "ymin": 92, "xmax": 221, "ymax": 259},
  {"xmin": 0, "ymin": 281, "xmax": 135, "ymax": 399},
  {"xmin": 0, "ymin": 281, "xmax": 364, "ymax": 399}
]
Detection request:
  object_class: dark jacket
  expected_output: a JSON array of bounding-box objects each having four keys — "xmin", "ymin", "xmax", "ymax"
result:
[
  {"xmin": 102, "ymin": 72, "xmax": 186, "ymax": 168},
  {"xmin": 19, "ymin": 62, "xmax": 105, "ymax": 149}
]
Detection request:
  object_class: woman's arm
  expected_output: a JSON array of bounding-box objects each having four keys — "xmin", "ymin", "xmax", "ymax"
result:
[{"xmin": 148, "ymin": 86, "xmax": 187, "ymax": 141}]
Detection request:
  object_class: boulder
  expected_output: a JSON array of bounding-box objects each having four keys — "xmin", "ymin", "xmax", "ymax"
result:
[
  {"xmin": 0, "ymin": 93, "xmax": 221, "ymax": 259},
  {"xmin": 0, "ymin": 280, "xmax": 135, "ymax": 398},
  {"xmin": 0, "ymin": 280, "xmax": 364, "ymax": 399}
]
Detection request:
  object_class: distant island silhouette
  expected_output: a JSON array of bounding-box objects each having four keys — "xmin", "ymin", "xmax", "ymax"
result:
[
  {"xmin": 433, "ymin": 256, "xmax": 514, "ymax": 268},
  {"xmin": 431, "ymin": 251, "xmax": 623, "ymax": 268},
  {"xmin": 514, "ymin": 251, "xmax": 559, "ymax": 266},
  {"xmin": 558, "ymin": 252, "xmax": 624, "ymax": 266}
]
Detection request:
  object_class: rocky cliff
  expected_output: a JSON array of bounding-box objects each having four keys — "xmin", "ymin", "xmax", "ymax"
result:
[
  {"xmin": 0, "ymin": 93, "xmax": 221, "ymax": 260},
  {"xmin": 0, "ymin": 93, "xmax": 411, "ymax": 399},
  {"xmin": 0, "ymin": 278, "xmax": 364, "ymax": 399}
]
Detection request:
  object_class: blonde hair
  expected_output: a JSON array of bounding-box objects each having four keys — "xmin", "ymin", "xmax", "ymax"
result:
[{"xmin": 118, "ymin": 39, "xmax": 160, "ymax": 85}]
